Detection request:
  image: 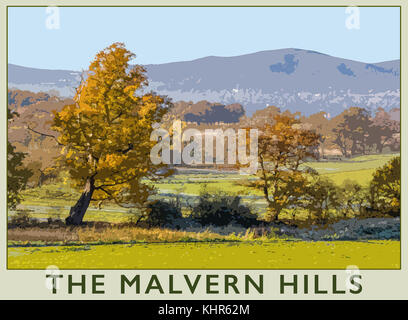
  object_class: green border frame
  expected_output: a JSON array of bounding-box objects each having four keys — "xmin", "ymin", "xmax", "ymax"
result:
[{"xmin": 5, "ymin": 4, "xmax": 402, "ymax": 271}]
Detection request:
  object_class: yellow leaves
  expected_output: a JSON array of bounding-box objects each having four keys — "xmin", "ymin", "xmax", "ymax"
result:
[
  {"xmin": 138, "ymin": 104, "xmax": 151, "ymax": 118},
  {"xmin": 98, "ymin": 154, "xmax": 126, "ymax": 170},
  {"xmin": 142, "ymin": 95, "xmax": 152, "ymax": 102},
  {"xmin": 51, "ymin": 43, "xmax": 171, "ymax": 205},
  {"xmin": 124, "ymin": 85, "xmax": 137, "ymax": 97},
  {"xmin": 370, "ymin": 156, "xmax": 400, "ymax": 215},
  {"xmin": 78, "ymin": 103, "xmax": 98, "ymax": 115},
  {"xmin": 391, "ymin": 197, "xmax": 399, "ymax": 207}
]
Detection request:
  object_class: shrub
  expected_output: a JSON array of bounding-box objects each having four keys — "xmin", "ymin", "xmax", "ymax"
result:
[
  {"xmin": 144, "ymin": 200, "xmax": 183, "ymax": 227},
  {"xmin": 191, "ymin": 192, "xmax": 258, "ymax": 227},
  {"xmin": 9, "ymin": 210, "xmax": 31, "ymax": 228},
  {"xmin": 369, "ymin": 156, "xmax": 400, "ymax": 217},
  {"xmin": 302, "ymin": 174, "xmax": 341, "ymax": 224},
  {"xmin": 339, "ymin": 180, "xmax": 368, "ymax": 217}
]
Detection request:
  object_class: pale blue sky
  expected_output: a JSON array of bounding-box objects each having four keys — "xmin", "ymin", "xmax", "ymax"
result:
[{"xmin": 8, "ymin": 6, "xmax": 400, "ymax": 70}]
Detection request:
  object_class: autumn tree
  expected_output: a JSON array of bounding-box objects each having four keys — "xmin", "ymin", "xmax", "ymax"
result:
[
  {"xmin": 302, "ymin": 173, "xmax": 341, "ymax": 224},
  {"xmin": 240, "ymin": 105, "xmax": 281, "ymax": 128},
  {"xmin": 339, "ymin": 180, "xmax": 367, "ymax": 217},
  {"xmin": 52, "ymin": 43, "xmax": 172, "ymax": 225},
  {"xmin": 301, "ymin": 111, "xmax": 330, "ymax": 158},
  {"xmin": 251, "ymin": 114, "xmax": 320, "ymax": 222},
  {"xmin": 330, "ymin": 107, "xmax": 371, "ymax": 158},
  {"xmin": 368, "ymin": 108, "xmax": 400, "ymax": 153},
  {"xmin": 7, "ymin": 108, "xmax": 32, "ymax": 209},
  {"xmin": 10, "ymin": 94, "xmax": 70, "ymax": 187},
  {"xmin": 369, "ymin": 156, "xmax": 400, "ymax": 217}
]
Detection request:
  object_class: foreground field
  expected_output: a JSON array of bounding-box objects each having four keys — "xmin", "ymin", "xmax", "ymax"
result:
[{"xmin": 8, "ymin": 240, "xmax": 400, "ymax": 269}]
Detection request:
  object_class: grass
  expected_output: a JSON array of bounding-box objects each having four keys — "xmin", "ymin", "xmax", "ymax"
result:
[
  {"xmin": 321, "ymin": 168, "xmax": 377, "ymax": 186},
  {"xmin": 7, "ymin": 225, "xmax": 236, "ymax": 244},
  {"xmin": 12, "ymin": 153, "xmax": 399, "ymax": 223},
  {"xmin": 7, "ymin": 240, "xmax": 400, "ymax": 269},
  {"xmin": 304, "ymin": 154, "xmax": 398, "ymax": 186},
  {"xmin": 7, "ymin": 153, "xmax": 400, "ymax": 270}
]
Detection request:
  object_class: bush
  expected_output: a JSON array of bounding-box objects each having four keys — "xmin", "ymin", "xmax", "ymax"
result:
[
  {"xmin": 339, "ymin": 180, "xmax": 368, "ymax": 217},
  {"xmin": 144, "ymin": 200, "xmax": 183, "ymax": 227},
  {"xmin": 369, "ymin": 156, "xmax": 400, "ymax": 217},
  {"xmin": 191, "ymin": 192, "xmax": 258, "ymax": 227},
  {"xmin": 302, "ymin": 174, "xmax": 341, "ymax": 224},
  {"xmin": 9, "ymin": 210, "xmax": 31, "ymax": 228}
]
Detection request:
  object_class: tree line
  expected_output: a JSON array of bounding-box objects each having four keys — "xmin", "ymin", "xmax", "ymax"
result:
[
  {"xmin": 249, "ymin": 111, "xmax": 400, "ymax": 223},
  {"xmin": 239, "ymin": 105, "xmax": 400, "ymax": 159}
]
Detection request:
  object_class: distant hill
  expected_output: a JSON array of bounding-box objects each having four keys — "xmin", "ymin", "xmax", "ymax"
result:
[
  {"xmin": 172, "ymin": 101, "xmax": 245, "ymax": 124},
  {"xmin": 8, "ymin": 48, "xmax": 400, "ymax": 116}
]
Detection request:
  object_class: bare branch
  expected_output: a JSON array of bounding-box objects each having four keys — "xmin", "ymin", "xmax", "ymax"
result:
[{"xmin": 27, "ymin": 125, "xmax": 63, "ymax": 146}]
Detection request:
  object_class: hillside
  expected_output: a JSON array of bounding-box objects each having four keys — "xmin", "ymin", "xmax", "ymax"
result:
[{"xmin": 8, "ymin": 48, "xmax": 400, "ymax": 116}]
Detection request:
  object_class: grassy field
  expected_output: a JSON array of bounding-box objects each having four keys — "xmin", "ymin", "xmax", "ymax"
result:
[
  {"xmin": 8, "ymin": 153, "xmax": 400, "ymax": 270},
  {"xmin": 11, "ymin": 153, "xmax": 399, "ymax": 223},
  {"xmin": 8, "ymin": 240, "xmax": 400, "ymax": 269}
]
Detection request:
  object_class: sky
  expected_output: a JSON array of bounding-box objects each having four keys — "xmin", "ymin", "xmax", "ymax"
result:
[{"xmin": 8, "ymin": 6, "xmax": 400, "ymax": 70}]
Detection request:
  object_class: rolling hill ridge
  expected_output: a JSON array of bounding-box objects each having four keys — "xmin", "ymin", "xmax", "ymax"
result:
[{"xmin": 8, "ymin": 48, "xmax": 400, "ymax": 116}]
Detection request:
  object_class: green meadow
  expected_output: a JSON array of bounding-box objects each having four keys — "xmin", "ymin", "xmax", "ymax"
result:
[{"xmin": 8, "ymin": 240, "xmax": 399, "ymax": 269}]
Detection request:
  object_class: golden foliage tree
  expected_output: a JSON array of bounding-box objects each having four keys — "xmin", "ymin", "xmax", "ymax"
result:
[
  {"xmin": 369, "ymin": 156, "xmax": 400, "ymax": 217},
  {"xmin": 252, "ymin": 114, "xmax": 320, "ymax": 222},
  {"xmin": 52, "ymin": 43, "xmax": 172, "ymax": 225}
]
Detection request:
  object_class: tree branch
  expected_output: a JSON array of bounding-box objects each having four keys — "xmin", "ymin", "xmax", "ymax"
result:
[
  {"xmin": 98, "ymin": 186, "xmax": 127, "ymax": 208},
  {"xmin": 111, "ymin": 110, "xmax": 123, "ymax": 122},
  {"xmin": 95, "ymin": 173, "xmax": 138, "ymax": 189},
  {"xmin": 27, "ymin": 125, "xmax": 63, "ymax": 146},
  {"xmin": 117, "ymin": 143, "xmax": 134, "ymax": 154}
]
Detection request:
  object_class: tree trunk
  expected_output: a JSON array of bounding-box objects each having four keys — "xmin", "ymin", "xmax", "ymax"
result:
[
  {"xmin": 377, "ymin": 143, "xmax": 384, "ymax": 154},
  {"xmin": 38, "ymin": 169, "xmax": 45, "ymax": 187},
  {"xmin": 66, "ymin": 177, "xmax": 95, "ymax": 225}
]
